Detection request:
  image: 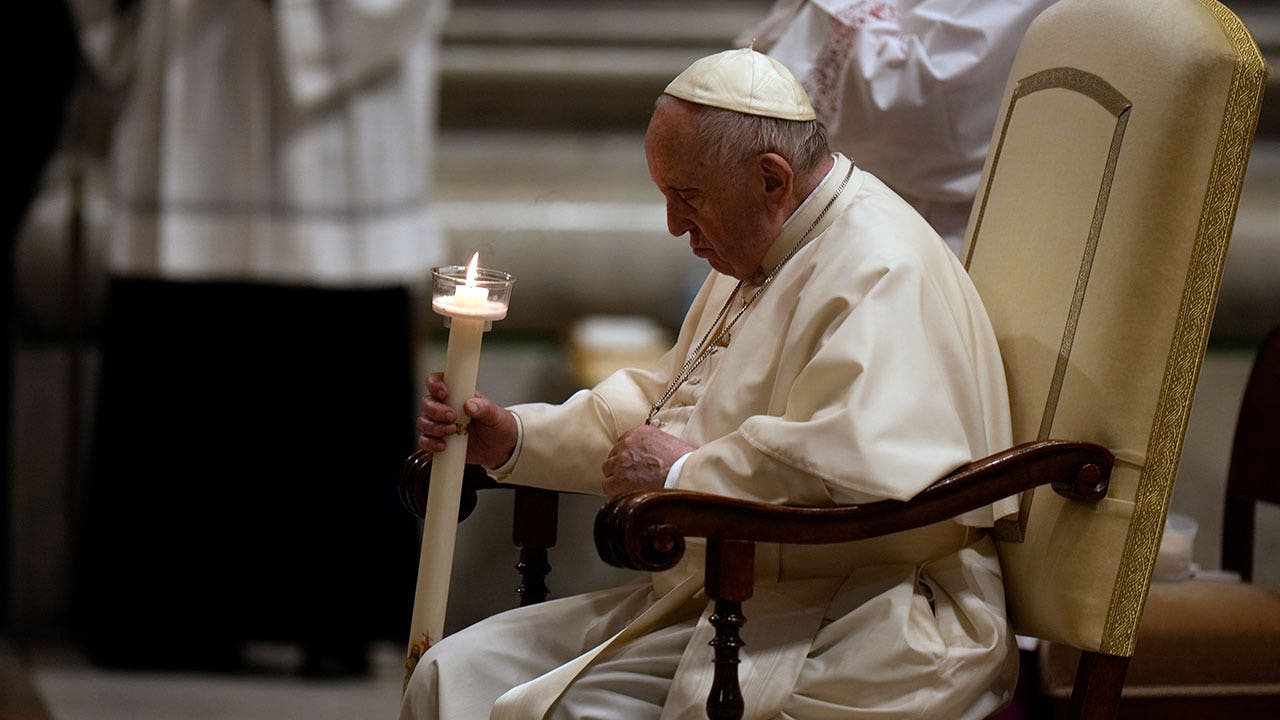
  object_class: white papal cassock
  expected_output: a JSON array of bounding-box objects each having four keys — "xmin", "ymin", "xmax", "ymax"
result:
[{"xmin": 402, "ymin": 153, "xmax": 1019, "ymax": 719}]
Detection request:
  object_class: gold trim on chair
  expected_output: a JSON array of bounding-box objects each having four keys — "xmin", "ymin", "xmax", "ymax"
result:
[
  {"xmin": 1032, "ymin": 73, "xmax": 1130, "ymax": 444},
  {"xmin": 964, "ymin": 67, "xmax": 1131, "ymax": 271},
  {"xmin": 1099, "ymin": 0, "xmax": 1268, "ymax": 656},
  {"xmin": 972, "ymin": 68, "xmax": 1133, "ymax": 542}
]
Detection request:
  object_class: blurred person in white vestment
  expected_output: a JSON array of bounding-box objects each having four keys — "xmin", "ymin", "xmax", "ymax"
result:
[
  {"xmin": 72, "ymin": 0, "xmax": 449, "ymax": 676},
  {"xmin": 744, "ymin": 0, "xmax": 1056, "ymax": 253},
  {"xmin": 403, "ymin": 49, "xmax": 1019, "ymax": 720}
]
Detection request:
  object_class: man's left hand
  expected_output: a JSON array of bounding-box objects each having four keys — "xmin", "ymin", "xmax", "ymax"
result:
[{"xmin": 602, "ymin": 425, "xmax": 696, "ymax": 499}]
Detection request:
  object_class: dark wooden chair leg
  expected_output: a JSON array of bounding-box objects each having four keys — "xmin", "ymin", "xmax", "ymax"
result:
[
  {"xmin": 1069, "ymin": 650, "xmax": 1129, "ymax": 720},
  {"xmin": 705, "ymin": 539, "xmax": 755, "ymax": 720},
  {"xmin": 1221, "ymin": 325, "xmax": 1280, "ymax": 582},
  {"xmin": 512, "ymin": 486, "xmax": 558, "ymax": 606},
  {"xmin": 515, "ymin": 547, "xmax": 550, "ymax": 606}
]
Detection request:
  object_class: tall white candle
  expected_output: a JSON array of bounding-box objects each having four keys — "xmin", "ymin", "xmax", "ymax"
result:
[
  {"xmin": 408, "ymin": 315, "xmax": 483, "ymax": 666},
  {"xmin": 406, "ymin": 254, "xmax": 512, "ymax": 689}
]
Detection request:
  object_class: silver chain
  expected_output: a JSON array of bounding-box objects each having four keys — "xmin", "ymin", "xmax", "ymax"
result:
[{"xmin": 646, "ymin": 162, "xmax": 855, "ymax": 424}]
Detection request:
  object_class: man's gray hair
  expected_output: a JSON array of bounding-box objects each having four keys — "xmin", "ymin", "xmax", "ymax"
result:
[{"xmin": 657, "ymin": 94, "xmax": 831, "ymax": 178}]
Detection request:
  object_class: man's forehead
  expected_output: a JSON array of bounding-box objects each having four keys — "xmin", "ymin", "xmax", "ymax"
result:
[
  {"xmin": 646, "ymin": 124, "xmax": 708, "ymax": 186},
  {"xmin": 647, "ymin": 98, "xmax": 696, "ymax": 136},
  {"xmin": 646, "ymin": 104, "xmax": 696, "ymax": 159}
]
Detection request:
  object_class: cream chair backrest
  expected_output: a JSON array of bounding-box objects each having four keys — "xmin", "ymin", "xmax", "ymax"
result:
[{"xmin": 961, "ymin": 0, "xmax": 1266, "ymax": 657}]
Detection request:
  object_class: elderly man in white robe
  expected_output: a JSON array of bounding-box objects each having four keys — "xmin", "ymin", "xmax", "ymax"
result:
[{"xmin": 405, "ymin": 49, "xmax": 1019, "ymax": 720}]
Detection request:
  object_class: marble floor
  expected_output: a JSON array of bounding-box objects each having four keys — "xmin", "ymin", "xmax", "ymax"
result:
[{"xmin": 25, "ymin": 642, "xmax": 405, "ymax": 720}]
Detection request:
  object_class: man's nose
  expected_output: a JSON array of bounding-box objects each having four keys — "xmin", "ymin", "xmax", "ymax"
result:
[{"xmin": 665, "ymin": 198, "xmax": 694, "ymax": 237}]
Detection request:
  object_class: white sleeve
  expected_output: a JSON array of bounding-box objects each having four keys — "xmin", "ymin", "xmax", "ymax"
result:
[
  {"xmin": 66, "ymin": 0, "xmax": 140, "ymax": 88},
  {"xmin": 273, "ymin": 0, "xmax": 450, "ymax": 107},
  {"xmin": 664, "ymin": 452, "xmax": 693, "ymax": 489}
]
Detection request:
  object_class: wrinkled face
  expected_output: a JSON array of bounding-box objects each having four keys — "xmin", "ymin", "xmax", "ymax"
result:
[{"xmin": 644, "ymin": 101, "xmax": 777, "ymax": 280}]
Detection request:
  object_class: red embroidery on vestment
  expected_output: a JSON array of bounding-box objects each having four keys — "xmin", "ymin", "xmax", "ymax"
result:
[{"xmin": 806, "ymin": 0, "xmax": 900, "ymax": 120}]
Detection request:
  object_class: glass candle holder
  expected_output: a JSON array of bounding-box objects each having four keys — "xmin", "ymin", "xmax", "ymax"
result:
[{"xmin": 430, "ymin": 265, "xmax": 515, "ymax": 326}]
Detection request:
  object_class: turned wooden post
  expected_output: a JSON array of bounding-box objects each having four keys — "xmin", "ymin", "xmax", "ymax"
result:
[
  {"xmin": 512, "ymin": 486, "xmax": 558, "ymax": 605},
  {"xmin": 704, "ymin": 539, "xmax": 755, "ymax": 720}
]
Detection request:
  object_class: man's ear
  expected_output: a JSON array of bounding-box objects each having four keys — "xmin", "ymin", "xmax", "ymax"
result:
[{"xmin": 758, "ymin": 153, "xmax": 794, "ymax": 213}]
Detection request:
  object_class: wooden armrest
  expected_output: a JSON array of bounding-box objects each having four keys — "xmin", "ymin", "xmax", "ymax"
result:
[
  {"xmin": 398, "ymin": 449, "xmax": 500, "ymax": 522},
  {"xmin": 594, "ymin": 439, "xmax": 1113, "ymax": 572}
]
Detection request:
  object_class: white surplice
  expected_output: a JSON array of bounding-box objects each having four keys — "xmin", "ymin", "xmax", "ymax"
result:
[
  {"xmin": 72, "ymin": 0, "xmax": 449, "ymax": 286},
  {"xmin": 744, "ymin": 0, "xmax": 1056, "ymax": 252},
  {"xmin": 402, "ymin": 154, "xmax": 1019, "ymax": 719}
]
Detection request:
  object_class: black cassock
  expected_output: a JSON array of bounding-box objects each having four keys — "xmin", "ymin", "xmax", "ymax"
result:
[{"xmin": 80, "ymin": 278, "xmax": 418, "ymax": 673}]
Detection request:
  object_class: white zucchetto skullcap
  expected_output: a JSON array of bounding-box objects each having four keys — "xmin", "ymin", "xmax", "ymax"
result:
[{"xmin": 664, "ymin": 48, "xmax": 816, "ymax": 121}]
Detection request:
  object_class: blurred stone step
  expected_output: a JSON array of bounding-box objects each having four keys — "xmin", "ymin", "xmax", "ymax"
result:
[
  {"xmin": 439, "ymin": 1, "xmax": 770, "ymax": 130},
  {"xmin": 434, "ymin": 131, "xmax": 701, "ymax": 333},
  {"xmin": 439, "ymin": 1, "xmax": 1277, "ymax": 134},
  {"xmin": 444, "ymin": 0, "xmax": 767, "ymax": 47}
]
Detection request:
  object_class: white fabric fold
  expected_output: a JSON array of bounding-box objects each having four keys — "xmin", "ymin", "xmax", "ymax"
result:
[{"xmin": 490, "ymin": 576, "xmax": 705, "ymax": 720}]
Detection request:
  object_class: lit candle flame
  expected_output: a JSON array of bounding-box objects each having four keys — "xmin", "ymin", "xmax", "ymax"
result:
[{"xmin": 465, "ymin": 252, "xmax": 480, "ymax": 286}]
